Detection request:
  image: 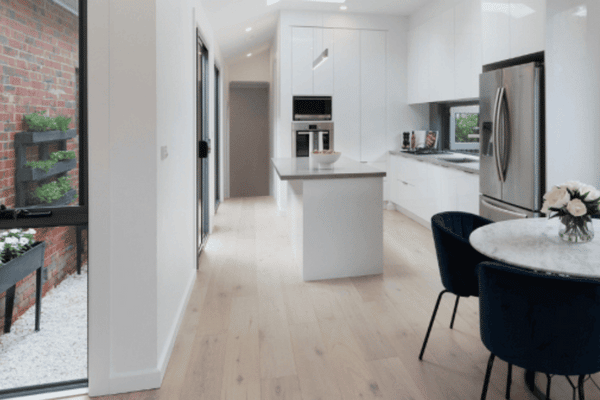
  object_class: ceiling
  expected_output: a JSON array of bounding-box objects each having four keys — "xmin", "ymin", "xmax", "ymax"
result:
[{"xmin": 202, "ymin": 0, "xmax": 434, "ymax": 65}]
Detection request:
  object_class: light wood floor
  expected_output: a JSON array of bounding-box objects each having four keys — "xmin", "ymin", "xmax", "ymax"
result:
[{"xmin": 68, "ymin": 196, "xmax": 598, "ymax": 400}]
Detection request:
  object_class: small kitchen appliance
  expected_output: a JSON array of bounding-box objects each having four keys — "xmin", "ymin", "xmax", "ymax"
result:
[
  {"xmin": 293, "ymin": 96, "xmax": 332, "ymax": 121},
  {"xmin": 292, "ymin": 122, "xmax": 334, "ymax": 157}
]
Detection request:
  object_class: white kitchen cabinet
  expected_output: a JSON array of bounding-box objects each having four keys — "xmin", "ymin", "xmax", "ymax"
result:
[
  {"xmin": 481, "ymin": 0, "xmax": 545, "ymax": 65},
  {"xmin": 360, "ymin": 30, "xmax": 387, "ymax": 162},
  {"xmin": 313, "ymin": 28, "xmax": 334, "ymax": 95},
  {"xmin": 428, "ymin": 8, "xmax": 455, "ymax": 102},
  {"xmin": 333, "ymin": 28, "xmax": 361, "ymax": 161},
  {"xmin": 415, "ymin": 23, "xmax": 430, "ymax": 104},
  {"xmin": 481, "ymin": 0, "xmax": 511, "ymax": 65},
  {"xmin": 509, "ymin": 0, "xmax": 545, "ymax": 59},
  {"xmin": 454, "ymin": 0, "xmax": 482, "ymax": 99},
  {"xmin": 390, "ymin": 154, "xmax": 480, "ymax": 225},
  {"xmin": 292, "ymin": 27, "xmax": 314, "ymax": 95},
  {"xmin": 408, "ymin": 0, "xmax": 481, "ymax": 104}
]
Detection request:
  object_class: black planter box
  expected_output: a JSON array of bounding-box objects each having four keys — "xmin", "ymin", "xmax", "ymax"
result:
[
  {"xmin": 16, "ymin": 158, "xmax": 76, "ymax": 182},
  {"xmin": 0, "ymin": 242, "xmax": 45, "ymax": 295},
  {"xmin": 0, "ymin": 241, "xmax": 46, "ymax": 333},
  {"xmin": 14, "ymin": 129, "xmax": 77, "ymax": 144},
  {"xmin": 28, "ymin": 189, "xmax": 76, "ymax": 209}
]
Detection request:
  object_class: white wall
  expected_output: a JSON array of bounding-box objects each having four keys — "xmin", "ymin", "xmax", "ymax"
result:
[
  {"xmin": 274, "ymin": 11, "xmax": 429, "ymax": 209},
  {"xmin": 546, "ymin": 0, "xmax": 600, "ymax": 191},
  {"xmin": 88, "ymin": 0, "xmax": 224, "ymax": 395},
  {"xmin": 228, "ymin": 49, "xmax": 272, "ymax": 82}
]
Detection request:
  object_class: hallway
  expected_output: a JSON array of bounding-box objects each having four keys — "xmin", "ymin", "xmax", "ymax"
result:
[{"xmin": 70, "ymin": 196, "xmax": 589, "ymax": 400}]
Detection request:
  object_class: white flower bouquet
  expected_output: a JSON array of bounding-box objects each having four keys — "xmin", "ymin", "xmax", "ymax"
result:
[
  {"xmin": 542, "ymin": 181, "xmax": 600, "ymax": 242},
  {"xmin": 0, "ymin": 228, "xmax": 37, "ymax": 265}
]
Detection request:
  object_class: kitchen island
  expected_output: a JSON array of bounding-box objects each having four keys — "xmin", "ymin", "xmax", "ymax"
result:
[{"xmin": 272, "ymin": 156, "xmax": 386, "ymax": 281}]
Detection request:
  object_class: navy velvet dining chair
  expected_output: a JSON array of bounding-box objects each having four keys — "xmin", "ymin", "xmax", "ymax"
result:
[
  {"xmin": 418, "ymin": 211, "xmax": 494, "ymax": 361},
  {"xmin": 477, "ymin": 261, "xmax": 600, "ymax": 400}
]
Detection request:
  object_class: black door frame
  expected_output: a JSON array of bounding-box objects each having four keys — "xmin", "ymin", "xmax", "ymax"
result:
[
  {"xmin": 0, "ymin": 0, "xmax": 88, "ymax": 397},
  {"xmin": 196, "ymin": 30, "xmax": 209, "ymax": 262},
  {"xmin": 214, "ymin": 66, "xmax": 220, "ymax": 211}
]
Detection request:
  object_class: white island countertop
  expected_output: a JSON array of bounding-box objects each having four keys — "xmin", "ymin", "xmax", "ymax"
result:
[{"xmin": 272, "ymin": 156, "xmax": 386, "ymax": 180}]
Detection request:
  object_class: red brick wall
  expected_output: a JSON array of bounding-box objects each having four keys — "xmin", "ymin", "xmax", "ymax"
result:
[{"xmin": 0, "ymin": 0, "xmax": 83, "ymax": 334}]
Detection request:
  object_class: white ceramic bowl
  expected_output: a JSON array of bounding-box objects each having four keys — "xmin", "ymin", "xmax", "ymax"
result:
[{"xmin": 312, "ymin": 152, "xmax": 341, "ymax": 169}]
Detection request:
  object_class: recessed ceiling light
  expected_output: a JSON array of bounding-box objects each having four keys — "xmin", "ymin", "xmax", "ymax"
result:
[
  {"xmin": 246, "ymin": 27, "xmax": 252, "ymax": 32},
  {"xmin": 247, "ymin": 53, "xmax": 252, "ymax": 57},
  {"xmin": 340, "ymin": 5, "xmax": 347, "ymax": 10}
]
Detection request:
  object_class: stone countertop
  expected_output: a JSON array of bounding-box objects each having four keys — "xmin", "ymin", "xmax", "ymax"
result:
[
  {"xmin": 470, "ymin": 218, "xmax": 600, "ymax": 279},
  {"xmin": 272, "ymin": 156, "xmax": 386, "ymax": 181},
  {"xmin": 389, "ymin": 150, "xmax": 480, "ymax": 174}
]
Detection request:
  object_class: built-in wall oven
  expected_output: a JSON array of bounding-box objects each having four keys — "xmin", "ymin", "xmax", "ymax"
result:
[{"xmin": 292, "ymin": 122, "xmax": 334, "ymax": 157}]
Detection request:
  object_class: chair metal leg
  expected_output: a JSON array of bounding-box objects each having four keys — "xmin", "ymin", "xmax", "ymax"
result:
[
  {"xmin": 506, "ymin": 363, "xmax": 512, "ymax": 399},
  {"xmin": 546, "ymin": 374, "xmax": 552, "ymax": 400},
  {"xmin": 578, "ymin": 375, "xmax": 585, "ymax": 400},
  {"xmin": 418, "ymin": 290, "xmax": 448, "ymax": 360},
  {"xmin": 481, "ymin": 353, "xmax": 495, "ymax": 400},
  {"xmin": 450, "ymin": 295, "xmax": 460, "ymax": 329}
]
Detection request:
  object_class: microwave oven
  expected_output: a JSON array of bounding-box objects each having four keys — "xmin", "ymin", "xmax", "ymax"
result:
[{"xmin": 293, "ymin": 96, "xmax": 332, "ymax": 121}]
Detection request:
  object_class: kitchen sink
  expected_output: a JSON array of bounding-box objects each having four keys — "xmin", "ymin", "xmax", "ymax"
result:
[{"xmin": 437, "ymin": 157, "xmax": 479, "ymax": 164}]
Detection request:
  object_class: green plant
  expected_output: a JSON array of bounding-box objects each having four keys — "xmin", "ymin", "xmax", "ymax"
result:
[
  {"xmin": 22, "ymin": 111, "xmax": 72, "ymax": 132},
  {"xmin": 26, "ymin": 150, "xmax": 76, "ymax": 172},
  {"xmin": 34, "ymin": 176, "xmax": 73, "ymax": 203},
  {"xmin": 54, "ymin": 115, "xmax": 71, "ymax": 132},
  {"xmin": 454, "ymin": 113, "xmax": 479, "ymax": 143}
]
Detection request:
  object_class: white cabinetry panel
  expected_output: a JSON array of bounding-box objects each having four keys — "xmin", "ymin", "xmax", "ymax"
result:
[
  {"xmin": 333, "ymin": 29, "xmax": 360, "ymax": 161},
  {"xmin": 407, "ymin": 29, "xmax": 419, "ymax": 104},
  {"xmin": 292, "ymin": 27, "xmax": 314, "ymax": 95},
  {"xmin": 509, "ymin": 0, "xmax": 545, "ymax": 58},
  {"xmin": 360, "ymin": 30, "xmax": 387, "ymax": 162},
  {"xmin": 481, "ymin": 0, "xmax": 511, "ymax": 65},
  {"xmin": 390, "ymin": 154, "xmax": 480, "ymax": 224},
  {"xmin": 455, "ymin": 0, "xmax": 482, "ymax": 99},
  {"xmin": 415, "ymin": 23, "xmax": 430, "ymax": 103},
  {"xmin": 313, "ymin": 28, "xmax": 334, "ymax": 95},
  {"xmin": 482, "ymin": 0, "xmax": 545, "ymax": 65},
  {"xmin": 428, "ymin": 8, "xmax": 455, "ymax": 102}
]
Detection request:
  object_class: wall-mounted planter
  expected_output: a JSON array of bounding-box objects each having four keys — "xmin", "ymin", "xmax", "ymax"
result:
[
  {"xmin": 28, "ymin": 189, "xmax": 76, "ymax": 209},
  {"xmin": 0, "ymin": 241, "xmax": 46, "ymax": 333},
  {"xmin": 16, "ymin": 158, "xmax": 77, "ymax": 183},
  {"xmin": 14, "ymin": 129, "xmax": 76, "ymax": 144}
]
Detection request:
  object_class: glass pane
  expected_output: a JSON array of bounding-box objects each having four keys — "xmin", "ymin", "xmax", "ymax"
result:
[
  {"xmin": 1, "ymin": 0, "xmax": 80, "ymax": 209},
  {"xmin": 454, "ymin": 112, "xmax": 479, "ymax": 143},
  {"xmin": 0, "ymin": 225, "xmax": 87, "ymax": 391}
]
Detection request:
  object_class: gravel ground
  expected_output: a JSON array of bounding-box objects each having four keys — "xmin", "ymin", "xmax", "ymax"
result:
[{"xmin": 0, "ymin": 266, "xmax": 87, "ymax": 390}]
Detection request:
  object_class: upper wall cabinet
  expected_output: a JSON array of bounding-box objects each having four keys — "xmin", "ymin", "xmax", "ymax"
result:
[
  {"xmin": 313, "ymin": 28, "xmax": 334, "ymax": 95},
  {"xmin": 292, "ymin": 27, "xmax": 314, "ymax": 95},
  {"xmin": 408, "ymin": 0, "xmax": 481, "ymax": 104},
  {"xmin": 291, "ymin": 27, "xmax": 334, "ymax": 95},
  {"xmin": 481, "ymin": 0, "xmax": 546, "ymax": 65}
]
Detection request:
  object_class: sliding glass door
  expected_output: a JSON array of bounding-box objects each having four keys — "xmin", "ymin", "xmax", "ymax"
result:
[
  {"xmin": 197, "ymin": 32, "xmax": 209, "ymax": 259},
  {"xmin": 0, "ymin": 0, "xmax": 88, "ymax": 396}
]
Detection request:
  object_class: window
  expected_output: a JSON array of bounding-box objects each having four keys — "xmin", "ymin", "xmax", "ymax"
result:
[{"xmin": 450, "ymin": 105, "xmax": 479, "ymax": 151}]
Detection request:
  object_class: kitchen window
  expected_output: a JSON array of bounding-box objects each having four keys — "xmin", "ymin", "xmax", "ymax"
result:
[{"xmin": 450, "ymin": 105, "xmax": 479, "ymax": 151}]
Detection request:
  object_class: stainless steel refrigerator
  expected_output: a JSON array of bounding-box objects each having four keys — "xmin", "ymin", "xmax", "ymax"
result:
[{"xmin": 479, "ymin": 61, "xmax": 544, "ymax": 221}]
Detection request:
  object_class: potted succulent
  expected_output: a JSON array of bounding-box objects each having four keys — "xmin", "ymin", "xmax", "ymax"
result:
[{"xmin": 0, "ymin": 228, "xmax": 46, "ymax": 333}]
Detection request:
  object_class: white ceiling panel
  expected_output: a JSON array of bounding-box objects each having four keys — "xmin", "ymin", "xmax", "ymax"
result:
[{"xmin": 202, "ymin": 0, "xmax": 434, "ymax": 63}]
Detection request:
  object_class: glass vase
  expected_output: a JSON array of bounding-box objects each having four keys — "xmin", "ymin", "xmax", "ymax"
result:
[{"xmin": 558, "ymin": 215, "xmax": 595, "ymax": 243}]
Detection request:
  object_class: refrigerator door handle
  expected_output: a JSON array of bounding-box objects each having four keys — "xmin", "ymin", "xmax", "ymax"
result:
[
  {"xmin": 481, "ymin": 197, "xmax": 529, "ymax": 219},
  {"xmin": 498, "ymin": 87, "xmax": 510, "ymax": 182},
  {"xmin": 493, "ymin": 87, "xmax": 504, "ymax": 182}
]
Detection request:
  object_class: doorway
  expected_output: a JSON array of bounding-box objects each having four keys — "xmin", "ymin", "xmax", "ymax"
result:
[
  {"xmin": 197, "ymin": 32, "xmax": 209, "ymax": 259},
  {"xmin": 229, "ymin": 83, "xmax": 270, "ymax": 198},
  {"xmin": 0, "ymin": 0, "xmax": 88, "ymax": 396}
]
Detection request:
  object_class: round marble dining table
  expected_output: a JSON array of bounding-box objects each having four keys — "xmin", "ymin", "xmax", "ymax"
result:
[
  {"xmin": 470, "ymin": 217, "xmax": 600, "ymax": 399},
  {"xmin": 470, "ymin": 217, "xmax": 600, "ymax": 279}
]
